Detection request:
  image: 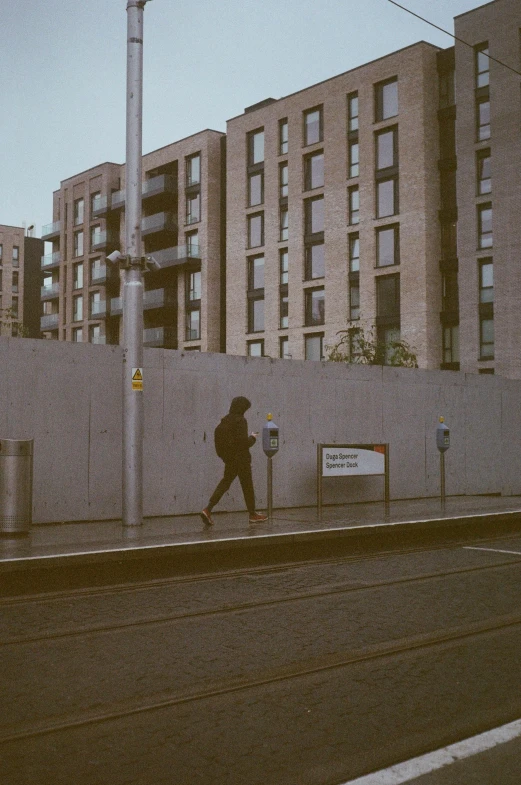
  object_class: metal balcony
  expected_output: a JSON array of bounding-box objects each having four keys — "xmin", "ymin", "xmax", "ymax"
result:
[
  {"xmin": 41, "ymin": 252, "xmax": 61, "ymax": 270},
  {"xmin": 110, "ymin": 297, "xmax": 122, "ymax": 316},
  {"xmin": 90, "ymin": 300, "xmax": 108, "ymax": 318},
  {"xmin": 40, "ymin": 313, "xmax": 59, "ymax": 330},
  {"xmin": 141, "ymin": 211, "xmax": 177, "ymax": 237},
  {"xmin": 41, "ymin": 283, "xmax": 60, "ymax": 300},
  {"xmin": 90, "ymin": 263, "xmax": 108, "ymax": 284},
  {"xmin": 111, "ymin": 189, "xmax": 125, "ymax": 210},
  {"xmin": 142, "ymin": 174, "xmax": 177, "ymax": 200},
  {"xmin": 143, "ymin": 326, "xmax": 178, "ymax": 349},
  {"xmin": 41, "ymin": 221, "xmax": 61, "ymax": 240},
  {"xmin": 91, "ymin": 194, "xmax": 110, "ymax": 216},
  {"xmin": 91, "ymin": 334, "xmax": 107, "ymax": 345},
  {"xmin": 91, "ymin": 230, "xmax": 119, "ymax": 252},
  {"xmin": 150, "ymin": 244, "xmax": 201, "ymax": 269},
  {"xmin": 143, "ymin": 288, "xmax": 175, "ymax": 310}
]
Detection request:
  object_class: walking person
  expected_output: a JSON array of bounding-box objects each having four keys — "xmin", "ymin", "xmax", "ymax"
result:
[{"xmin": 201, "ymin": 396, "xmax": 268, "ymax": 526}]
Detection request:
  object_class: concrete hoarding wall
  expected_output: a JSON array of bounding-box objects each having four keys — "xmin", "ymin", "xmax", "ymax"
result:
[{"xmin": 1, "ymin": 337, "xmax": 520, "ymax": 524}]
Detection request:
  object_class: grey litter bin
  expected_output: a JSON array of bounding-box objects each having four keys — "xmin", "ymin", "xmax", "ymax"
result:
[{"xmin": 0, "ymin": 439, "xmax": 33, "ymax": 535}]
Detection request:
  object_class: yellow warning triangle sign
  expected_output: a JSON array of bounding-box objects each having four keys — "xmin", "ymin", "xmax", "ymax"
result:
[{"xmin": 132, "ymin": 368, "xmax": 143, "ymax": 381}]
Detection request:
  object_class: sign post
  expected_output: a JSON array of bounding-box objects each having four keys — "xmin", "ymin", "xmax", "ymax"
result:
[
  {"xmin": 436, "ymin": 416, "xmax": 450, "ymax": 509},
  {"xmin": 317, "ymin": 443, "xmax": 389, "ymax": 520}
]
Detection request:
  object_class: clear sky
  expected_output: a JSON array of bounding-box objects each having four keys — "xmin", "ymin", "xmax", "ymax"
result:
[{"xmin": 1, "ymin": 0, "xmax": 488, "ymax": 237}]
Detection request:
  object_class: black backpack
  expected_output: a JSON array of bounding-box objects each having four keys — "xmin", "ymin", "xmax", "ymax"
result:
[{"xmin": 214, "ymin": 417, "xmax": 234, "ymax": 461}]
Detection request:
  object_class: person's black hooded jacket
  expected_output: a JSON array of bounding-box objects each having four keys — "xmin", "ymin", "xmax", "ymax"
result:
[{"xmin": 218, "ymin": 396, "xmax": 256, "ymax": 464}]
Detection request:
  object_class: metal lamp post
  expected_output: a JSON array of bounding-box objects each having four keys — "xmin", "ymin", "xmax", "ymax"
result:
[{"xmin": 122, "ymin": 0, "xmax": 152, "ymax": 526}]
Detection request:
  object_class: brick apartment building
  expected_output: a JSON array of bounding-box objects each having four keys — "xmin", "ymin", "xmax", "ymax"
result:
[
  {"xmin": 37, "ymin": 0, "xmax": 521, "ymax": 377},
  {"xmin": 41, "ymin": 130, "xmax": 226, "ymax": 352},
  {"xmin": 0, "ymin": 224, "xmax": 42, "ymax": 338}
]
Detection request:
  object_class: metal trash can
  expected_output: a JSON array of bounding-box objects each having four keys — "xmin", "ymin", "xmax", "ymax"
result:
[{"xmin": 0, "ymin": 439, "xmax": 33, "ymax": 535}]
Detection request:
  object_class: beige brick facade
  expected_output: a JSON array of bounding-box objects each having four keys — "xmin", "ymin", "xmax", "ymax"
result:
[{"xmin": 0, "ymin": 224, "xmax": 42, "ymax": 338}]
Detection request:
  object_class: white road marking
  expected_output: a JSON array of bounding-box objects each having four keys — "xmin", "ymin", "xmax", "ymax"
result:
[
  {"xmin": 339, "ymin": 718, "xmax": 521, "ymax": 785},
  {"xmin": 463, "ymin": 546, "xmax": 521, "ymax": 556}
]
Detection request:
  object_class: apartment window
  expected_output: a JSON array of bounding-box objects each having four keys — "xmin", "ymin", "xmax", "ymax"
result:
[
  {"xmin": 186, "ymin": 153, "xmax": 201, "ymax": 186},
  {"xmin": 12, "ymin": 246, "xmax": 19, "ymax": 263},
  {"xmin": 443, "ymin": 325, "xmax": 460, "ymax": 365},
  {"xmin": 279, "ymin": 208, "xmax": 289, "ymax": 241},
  {"xmin": 477, "ymin": 150, "xmax": 491, "ymax": 195},
  {"xmin": 248, "ymin": 298, "xmax": 264, "ymax": 333},
  {"xmin": 477, "ymin": 98, "xmax": 490, "ymax": 141},
  {"xmin": 72, "ymin": 327, "xmax": 83, "ymax": 342},
  {"xmin": 347, "ymin": 92, "xmax": 359, "ymax": 133},
  {"xmin": 375, "ymin": 77, "xmax": 398, "ymax": 122},
  {"xmin": 475, "ymin": 44, "xmax": 490, "ymax": 88},
  {"xmin": 0, "ymin": 245, "xmax": 2, "ymax": 261},
  {"xmin": 90, "ymin": 290, "xmax": 103, "ymax": 317},
  {"xmin": 74, "ymin": 198, "xmax": 84, "ymax": 226},
  {"xmin": 279, "ymin": 163, "xmax": 289, "ymax": 198},
  {"xmin": 348, "ymin": 140, "xmax": 359, "ymax": 178},
  {"xmin": 376, "ymin": 128, "xmax": 397, "ymax": 170},
  {"xmin": 248, "ymin": 340, "xmax": 264, "ymax": 357},
  {"xmin": 90, "ymin": 258, "xmax": 105, "ymax": 283},
  {"xmin": 186, "ymin": 309, "xmax": 201, "ymax": 341},
  {"xmin": 280, "ymin": 249, "xmax": 288, "ymax": 285},
  {"xmin": 377, "ymin": 325, "xmax": 401, "ymax": 363},
  {"xmin": 304, "ymin": 196, "xmax": 324, "ymax": 235},
  {"xmin": 376, "ymin": 274, "xmax": 400, "ymax": 319},
  {"xmin": 90, "ymin": 225, "xmax": 102, "ymax": 248},
  {"xmin": 280, "ymin": 293, "xmax": 289, "ymax": 328},
  {"xmin": 279, "ymin": 119, "xmax": 288, "ymax": 155},
  {"xmin": 478, "ymin": 203, "xmax": 492, "ymax": 248},
  {"xmin": 73, "ymin": 294, "xmax": 83, "ymax": 322},
  {"xmin": 248, "ymin": 171, "xmax": 264, "ymax": 206},
  {"xmin": 188, "ymin": 270, "xmax": 202, "ymax": 301},
  {"xmin": 280, "ymin": 336, "xmax": 290, "ymax": 359},
  {"xmin": 186, "ymin": 192, "xmax": 201, "ymax": 224},
  {"xmin": 90, "ymin": 192, "xmax": 101, "ymax": 213},
  {"xmin": 304, "ymin": 107, "xmax": 322, "ymax": 146},
  {"xmin": 248, "ymin": 129, "xmax": 264, "ymax": 165},
  {"xmin": 186, "ymin": 230, "xmax": 199, "ymax": 256},
  {"xmin": 305, "ymin": 333, "xmax": 324, "ymax": 361},
  {"xmin": 248, "ymin": 213, "xmax": 264, "ymax": 248},
  {"xmin": 0, "ymin": 270, "xmax": 2, "ymax": 290},
  {"xmin": 11, "ymin": 271, "xmax": 18, "ymax": 293},
  {"xmin": 73, "ymin": 230, "xmax": 84, "ymax": 257},
  {"xmin": 304, "ymin": 152, "xmax": 324, "ymax": 190},
  {"xmin": 376, "ymin": 224, "xmax": 399, "ymax": 267},
  {"xmin": 349, "ymin": 234, "xmax": 360, "ymax": 272},
  {"xmin": 72, "ymin": 262, "xmax": 83, "ymax": 290},
  {"xmin": 479, "ymin": 259, "xmax": 493, "ymax": 303},
  {"xmin": 305, "ymin": 242, "xmax": 325, "ymax": 280},
  {"xmin": 248, "ymin": 255, "xmax": 265, "ymax": 290},
  {"xmin": 89, "ymin": 325, "xmax": 102, "ymax": 344},
  {"xmin": 480, "ymin": 318, "xmax": 494, "ymax": 359},
  {"xmin": 10, "ymin": 297, "xmax": 18, "ymax": 319},
  {"xmin": 305, "ymin": 287, "xmax": 325, "ymax": 326},
  {"xmin": 349, "ymin": 281, "xmax": 360, "ymax": 321},
  {"xmin": 348, "ymin": 186, "xmax": 359, "ymax": 225},
  {"xmin": 377, "ymin": 177, "xmax": 398, "ymax": 218}
]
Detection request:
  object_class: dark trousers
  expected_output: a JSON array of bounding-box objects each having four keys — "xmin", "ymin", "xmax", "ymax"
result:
[{"xmin": 208, "ymin": 460, "xmax": 255, "ymax": 514}]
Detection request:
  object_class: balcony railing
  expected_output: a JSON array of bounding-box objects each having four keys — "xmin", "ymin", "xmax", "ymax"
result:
[
  {"xmin": 90, "ymin": 300, "xmax": 108, "ymax": 318},
  {"xmin": 150, "ymin": 244, "xmax": 201, "ymax": 269},
  {"xmin": 143, "ymin": 288, "xmax": 175, "ymax": 310},
  {"xmin": 91, "ymin": 230, "xmax": 119, "ymax": 251},
  {"xmin": 91, "ymin": 194, "xmax": 109, "ymax": 216},
  {"xmin": 91, "ymin": 334, "xmax": 107, "ymax": 345},
  {"xmin": 41, "ymin": 313, "xmax": 59, "ymax": 330},
  {"xmin": 41, "ymin": 283, "xmax": 60, "ymax": 300},
  {"xmin": 110, "ymin": 297, "xmax": 122, "ymax": 316},
  {"xmin": 91, "ymin": 264, "xmax": 108, "ymax": 284},
  {"xmin": 41, "ymin": 251, "xmax": 61, "ymax": 270},
  {"xmin": 143, "ymin": 326, "xmax": 178, "ymax": 349},
  {"xmin": 110, "ymin": 175, "xmax": 178, "ymax": 210},
  {"xmin": 41, "ymin": 221, "xmax": 61, "ymax": 239},
  {"xmin": 141, "ymin": 211, "xmax": 177, "ymax": 236}
]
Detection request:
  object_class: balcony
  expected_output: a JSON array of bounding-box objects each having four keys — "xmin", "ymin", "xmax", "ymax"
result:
[
  {"xmin": 143, "ymin": 288, "xmax": 175, "ymax": 310},
  {"xmin": 141, "ymin": 211, "xmax": 177, "ymax": 237},
  {"xmin": 90, "ymin": 300, "xmax": 108, "ymax": 318},
  {"xmin": 150, "ymin": 244, "xmax": 201, "ymax": 269},
  {"xmin": 110, "ymin": 297, "xmax": 122, "ymax": 316},
  {"xmin": 91, "ymin": 263, "xmax": 108, "ymax": 284},
  {"xmin": 41, "ymin": 313, "xmax": 59, "ymax": 330},
  {"xmin": 91, "ymin": 230, "xmax": 119, "ymax": 252},
  {"xmin": 143, "ymin": 326, "xmax": 178, "ymax": 349},
  {"xmin": 111, "ymin": 189, "xmax": 125, "ymax": 210},
  {"xmin": 142, "ymin": 174, "xmax": 177, "ymax": 201},
  {"xmin": 41, "ymin": 283, "xmax": 60, "ymax": 300},
  {"xmin": 41, "ymin": 251, "xmax": 61, "ymax": 270},
  {"xmin": 91, "ymin": 334, "xmax": 107, "ymax": 345},
  {"xmin": 41, "ymin": 221, "xmax": 61, "ymax": 240},
  {"xmin": 91, "ymin": 194, "xmax": 110, "ymax": 216}
]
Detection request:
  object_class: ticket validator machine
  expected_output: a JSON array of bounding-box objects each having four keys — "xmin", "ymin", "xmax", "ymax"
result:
[
  {"xmin": 436, "ymin": 416, "xmax": 450, "ymax": 506},
  {"xmin": 262, "ymin": 414, "xmax": 279, "ymax": 520}
]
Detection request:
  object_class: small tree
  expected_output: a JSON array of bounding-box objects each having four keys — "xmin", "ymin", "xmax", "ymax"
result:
[
  {"xmin": 326, "ymin": 326, "xmax": 418, "ymax": 368},
  {"xmin": 0, "ymin": 306, "xmax": 29, "ymax": 338}
]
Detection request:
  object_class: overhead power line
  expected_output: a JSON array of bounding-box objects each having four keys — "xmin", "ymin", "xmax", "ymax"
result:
[{"xmin": 387, "ymin": 0, "xmax": 521, "ymax": 78}]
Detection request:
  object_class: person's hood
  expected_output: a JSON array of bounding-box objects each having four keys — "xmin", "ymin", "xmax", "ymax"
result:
[{"xmin": 229, "ymin": 396, "xmax": 251, "ymax": 416}]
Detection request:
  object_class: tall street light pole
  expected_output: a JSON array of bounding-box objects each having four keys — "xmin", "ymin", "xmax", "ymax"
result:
[{"xmin": 122, "ymin": 0, "xmax": 151, "ymax": 526}]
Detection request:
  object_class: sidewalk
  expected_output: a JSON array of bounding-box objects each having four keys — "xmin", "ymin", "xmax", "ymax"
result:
[{"xmin": 1, "ymin": 494, "xmax": 521, "ymax": 570}]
